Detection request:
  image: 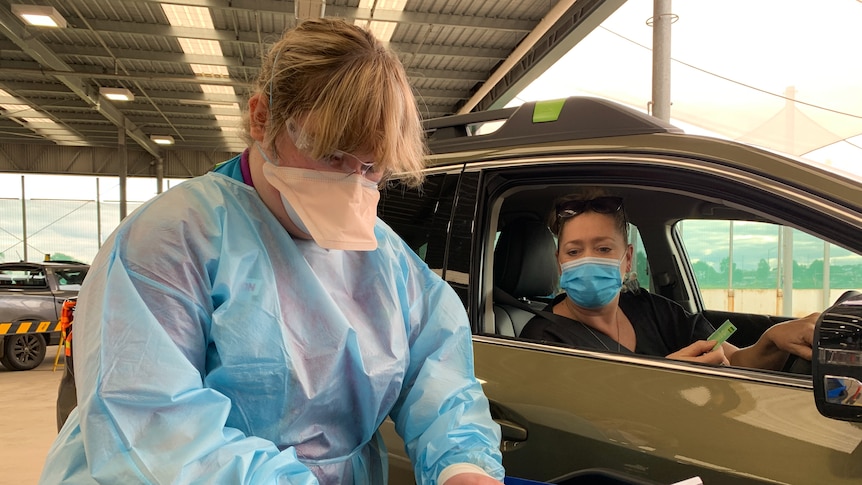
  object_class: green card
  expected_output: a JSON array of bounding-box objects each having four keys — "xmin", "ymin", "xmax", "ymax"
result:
[{"xmin": 708, "ymin": 320, "xmax": 737, "ymax": 351}]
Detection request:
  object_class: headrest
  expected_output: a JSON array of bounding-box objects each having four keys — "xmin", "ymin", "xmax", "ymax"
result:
[{"xmin": 494, "ymin": 217, "xmax": 559, "ymax": 298}]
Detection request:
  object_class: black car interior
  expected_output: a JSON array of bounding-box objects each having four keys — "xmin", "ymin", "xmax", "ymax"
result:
[
  {"xmin": 489, "ymin": 182, "xmax": 810, "ymax": 372},
  {"xmin": 492, "ymin": 217, "xmax": 559, "ymax": 337}
]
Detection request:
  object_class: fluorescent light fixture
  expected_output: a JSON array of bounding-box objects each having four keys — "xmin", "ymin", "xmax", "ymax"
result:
[
  {"xmin": 200, "ymin": 84, "xmax": 235, "ymax": 95},
  {"xmin": 366, "ymin": 21, "xmax": 396, "ymax": 41},
  {"xmin": 11, "ymin": 4, "xmax": 67, "ymax": 28},
  {"xmin": 1, "ymin": 104, "xmax": 39, "ymax": 117},
  {"xmin": 215, "ymin": 114, "xmax": 242, "ymax": 132},
  {"xmin": 99, "ymin": 87, "xmax": 134, "ymax": 101},
  {"xmin": 295, "ymin": 0, "xmax": 326, "ymax": 20},
  {"xmin": 190, "ymin": 64, "xmax": 230, "ymax": 78},
  {"xmin": 178, "ymin": 38, "xmax": 223, "ymax": 56},
  {"xmin": 162, "ymin": 4, "xmax": 214, "ymax": 29},
  {"xmin": 151, "ymin": 135, "xmax": 175, "ymax": 145},
  {"xmin": 356, "ymin": 0, "xmax": 407, "ymax": 42},
  {"xmin": 363, "ymin": 0, "xmax": 408, "ymax": 8}
]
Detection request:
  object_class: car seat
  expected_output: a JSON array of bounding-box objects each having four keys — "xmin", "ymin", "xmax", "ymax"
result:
[{"xmin": 493, "ymin": 217, "xmax": 560, "ymax": 337}]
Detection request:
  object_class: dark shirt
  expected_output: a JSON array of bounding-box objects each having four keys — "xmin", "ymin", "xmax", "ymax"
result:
[{"xmin": 520, "ymin": 290, "xmax": 716, "ymax": 357}]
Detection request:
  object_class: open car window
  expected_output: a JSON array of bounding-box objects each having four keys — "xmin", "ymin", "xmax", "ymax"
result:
[{"xmin": 678, "ymin": 219, "xmax": 862, "ymax": 319}]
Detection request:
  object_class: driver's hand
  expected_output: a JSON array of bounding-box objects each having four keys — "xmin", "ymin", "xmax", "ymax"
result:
[
  {"xmin": 667, "ymin": 340, "xmax": 729, "ymax": 366},
  {"xmin": 764, "ymin": 312, "xmax": 818, "ymax": 360}
]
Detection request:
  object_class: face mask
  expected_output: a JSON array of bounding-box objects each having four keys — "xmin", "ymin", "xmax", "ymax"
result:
[
  {"xmin": 257, "ymin": 143, "xmax": 381, "ymax": 251},
  {"xmin": 559, "ymin": 256, "xmax": 625, "ymax": 309}
]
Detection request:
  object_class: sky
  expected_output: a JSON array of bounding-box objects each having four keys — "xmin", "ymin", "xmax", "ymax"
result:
[{"xmin": 509, "ymin": 0, "xmax": 862, "ymax": 177}]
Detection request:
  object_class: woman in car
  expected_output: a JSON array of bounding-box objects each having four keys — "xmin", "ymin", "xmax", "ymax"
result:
[{"xmin": 519, "ymin": 189, "xmax": 818, "ymax": 369}]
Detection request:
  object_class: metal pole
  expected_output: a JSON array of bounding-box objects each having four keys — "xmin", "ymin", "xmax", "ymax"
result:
[
  {"xmin": 728, "ymin": 221, "xmax": 734, "ymax": 311},
  {"xmin": 777, "ymin": 227, "xmax": 783, "ymax": 314},
  {"xmin": 651, "ymin": 0, "xmax": 672, "ymax": 122},
  {"xmin": 20, "ymin": 175, "xmax": 27, "ymax": 262},
  {"xmin": 96, "ymin": 178, "xmax": 102, "ymax": 249},
  {"xmin": 785, "ymin": 86, "xmax": 797, "ymax": 155},
  {"xmin": 119, "ymin": 124, "xmax": 127, "ymax": 220},
  {"xmin": 823, "ymin": 242, "xmax": 831, "ymax": 307},
  {"xmin": 781, "ymin": 226, "xmax": 794, "ymax": 315},
  {"xmin": 156, "ymin": 157, "xmax": 164, "ymax": 194}
]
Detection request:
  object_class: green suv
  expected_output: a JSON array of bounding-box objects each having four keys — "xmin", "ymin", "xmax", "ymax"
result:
[{"xmin": 377, "ymin": 97, "xmax": 862, "ymax": 484}]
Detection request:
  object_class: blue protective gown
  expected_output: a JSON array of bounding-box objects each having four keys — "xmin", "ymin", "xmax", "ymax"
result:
[{"xmin": 39, "ymin": 157, "xmax": 504, "ymax": 484}]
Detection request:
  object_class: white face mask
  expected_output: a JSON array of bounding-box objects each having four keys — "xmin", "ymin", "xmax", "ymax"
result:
[{"xmin": 258, "ymin": 144, "xmax": 381, "ymax": 251}]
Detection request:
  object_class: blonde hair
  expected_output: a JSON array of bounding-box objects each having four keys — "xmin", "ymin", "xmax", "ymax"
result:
[{"xmin": 245, "ymin": 18, "xmax": 426, "ymax": 186}]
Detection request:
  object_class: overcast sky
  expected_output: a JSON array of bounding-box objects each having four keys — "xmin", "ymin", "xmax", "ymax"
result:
[{"xmin": 511, "ymin": 0, "xmax": 862, "ymax": 177}]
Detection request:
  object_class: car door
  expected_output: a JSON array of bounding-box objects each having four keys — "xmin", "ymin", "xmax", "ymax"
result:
[
  {"xmin": 0, "ymin": 265, "xmax": 58, "ymax": 324},
  {"xmin": 378, "ymin": 138, "xmax": 862, "ymax": 484},
  {"xmin": 469, "ymin": 150, "xmax": 862, "ymax": 484},
  {"xmin": 378, "ymin": 167, "xmax": 467, "ymax": 484}
]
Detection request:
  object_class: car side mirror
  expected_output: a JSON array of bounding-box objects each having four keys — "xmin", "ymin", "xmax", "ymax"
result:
[{"xmin": 813, "ymin": 290, "xmax": 862, "ymax": 422}]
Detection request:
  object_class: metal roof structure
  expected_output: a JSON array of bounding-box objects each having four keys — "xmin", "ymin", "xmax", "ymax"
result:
[{"xmin": 0, "ymin": 0, "xmax": 625, "ymax": 179}]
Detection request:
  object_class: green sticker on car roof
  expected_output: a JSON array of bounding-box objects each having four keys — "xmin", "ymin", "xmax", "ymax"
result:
[{"xmin": 532, "ymin": 99, "xmax": 566, "ymax": 123}]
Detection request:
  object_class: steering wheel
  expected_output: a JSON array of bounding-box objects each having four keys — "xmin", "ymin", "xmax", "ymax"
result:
[{"xmin": 782, "ymin": 290, "xmax": 861, "ymax": 375}]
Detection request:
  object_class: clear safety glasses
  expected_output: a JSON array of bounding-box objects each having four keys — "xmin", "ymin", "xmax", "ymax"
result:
[{"xmin": 285, "ymin": 120, "xmax": 381, "ymax": 179}]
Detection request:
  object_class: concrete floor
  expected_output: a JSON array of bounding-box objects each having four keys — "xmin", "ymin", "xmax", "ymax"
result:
[{"xmin": 0, "ymin": 346, "xmax": 64, "ymax": 485}]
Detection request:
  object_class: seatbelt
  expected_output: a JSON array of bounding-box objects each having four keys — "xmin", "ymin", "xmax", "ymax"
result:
[{"xmin": 493, "ymin": 287, "xmax": 628, "ymax": 353}]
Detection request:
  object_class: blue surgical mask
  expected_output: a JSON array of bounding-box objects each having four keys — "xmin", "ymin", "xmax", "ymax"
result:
[{"xmin": 560, "ymin": 256, "xmax": 624, "ymax": 309}]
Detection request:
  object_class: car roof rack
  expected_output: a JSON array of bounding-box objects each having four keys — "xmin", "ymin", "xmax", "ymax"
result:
[
  {"xmin": 423, "ymin": 96, "xmax": 683, "ymax": 154},
  {"xmin": 0, "ymin": 260, "xmax": 86, "ymax": 267}
]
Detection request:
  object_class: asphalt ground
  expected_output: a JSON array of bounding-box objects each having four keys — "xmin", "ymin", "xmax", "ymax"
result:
[{"xmin": 0, "ymin": 346, "xmax": 64, "ymax": 484}]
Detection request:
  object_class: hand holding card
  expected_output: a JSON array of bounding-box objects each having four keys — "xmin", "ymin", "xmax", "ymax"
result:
[{"xmin": 708, "ymin": 320, "xmax": 737, "ymax": 351}]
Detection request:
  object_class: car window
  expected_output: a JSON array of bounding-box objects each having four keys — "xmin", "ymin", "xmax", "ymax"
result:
[
  {"xmin": 628, "ymin": 224, "xmax": 650, "ymax": 292},
  {"xmin": 0, "ymin": 268, "xmax": 47, "ymax": 288},
  {"xmin": 445, "ymin": 172, "xmax": 480, "ymax": 307},
  {"xmin": 379, "ymin": 173, "xmax": 454, "ymax": 270},
  {"xmin": 679, "ymin": 219, "xmax": 862, "ymax": 317},
  {"xmin": 55, "ymin": 268, "xmax": 88, "ymax": 291}
]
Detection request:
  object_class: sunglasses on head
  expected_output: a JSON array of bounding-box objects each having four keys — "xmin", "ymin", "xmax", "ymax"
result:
[{"xmin": 556, "ymin": 196, "xmax": 624, "ymax": 219}]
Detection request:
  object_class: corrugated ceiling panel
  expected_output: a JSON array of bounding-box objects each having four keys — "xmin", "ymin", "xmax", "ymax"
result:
[{"xmin": 0, "ymin": 0, "xmax": 604, "ymax": 159}]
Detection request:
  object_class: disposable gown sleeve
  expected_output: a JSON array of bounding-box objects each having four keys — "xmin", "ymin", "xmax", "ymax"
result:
[
  {"xmin": 388, "ymin": 251, "xmax": 505, "ymax": 483},
  {"xmin": 59, "ymin": 221, "xmax": 317, "ymax": 483}
]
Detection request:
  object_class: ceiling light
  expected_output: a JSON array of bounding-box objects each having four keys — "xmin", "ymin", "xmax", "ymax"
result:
[
  {"xmin": 178, "ymin": 38, "xmax": 224, "ymax": 56},
  {"xmin": 190, "ymin": 64, "xmax": 230, "ymax": 78},
  {"xmin": 11, "ymin": 4, "xmax": 67, "ymax": 28},
  {"xmin": 151, "ymin": 135, "xmax": 175, "ymax": 145},
  {"xmin": 356, "ymin": 0, "xmax": 407, "ymax": 42},
  {"xmin": 162, "ymin": 4, "xmax": 214, "ymax": 29},
  {"xmin": 295, "ymin": 0, "xmax": 326, "ymax": 20},
  {"xmin": 99, "ymin": 87, "xmax": 134, "ymax": 102},
  {"xmin": 200, "ymin": 84, "xmax": 235, "ymax": 95}
]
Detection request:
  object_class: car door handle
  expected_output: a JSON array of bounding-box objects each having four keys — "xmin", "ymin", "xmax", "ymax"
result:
[
  {"xmin": 495, "ymin": 418, "xmax": 528, "ymax": 452},
  {"xmin": 495, "ymin": 418, "xmax": 527, "ymax": 441}
]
